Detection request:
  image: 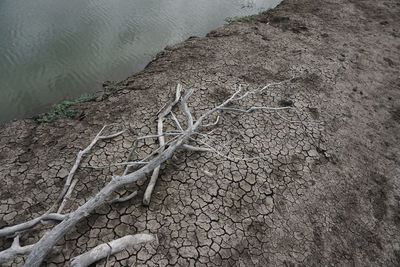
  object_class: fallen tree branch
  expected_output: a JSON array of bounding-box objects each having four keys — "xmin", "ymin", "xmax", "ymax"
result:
[
  {"xmin": 82, "ymin": 161, "xmax": 149, "ymax": 169},
  {"xmin": 201, "ymin": 115, "xmax": 220, "ymax": 128},
  {"xmin": 123, "ymin": 131, "xmax": 182, "ymax": 175},
  {"xmin": 143, "ymin": 84, "xmax": 182, "ymax": 206},
  {"xmin": 0, "ymin": 213, "xmax": 67, "ymax": 238},
  {"xmin": 0, "ymin": 236, "xmax": 34, "ymax": 264},
  {"xmin": 57, "ymin": 179, "xmax": 78, "ymax": 214},
  {"xmin": 24, "ymin": 80, "xmax": 301, "ymax": 266},
  {"xmin": 49, "ymin": 125, "xmax": 125, "ymax": 214},
  {"xmin": 182, "ymin": 144, "xmax": 212, "ymax": 153},
  {"xmin": 1, "ymin": 79, "xmax": 310, "ymax": 266},
  {"xmin": 189, "ymin": 137, "xmax": 266, "ymax": 162},
  {"xmin": 181, "ymin": 88, "xmax": 195, "ymax": 127},
  {"xmin": 111, "ymin": 191, "xmax": 138, "ymax": 204},
  {"xmin": 170, "ymin": 111, "xmax": 183, "ymax": 131},
  {"xmin": 218, "ymin": 106, "xmax": 291, "ymax": 113},
  {"xmin": 70, "ymin": 233, "xmax": 154, "ymax": 267},
  {"xmin": 142, "ymin": 118, "xmax": 164, "ymax": 206}
]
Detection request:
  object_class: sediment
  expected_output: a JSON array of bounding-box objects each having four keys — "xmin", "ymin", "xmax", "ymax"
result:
[{"xmin": 1, "ymin": 0, "xmax": 399, "ymax": 265}]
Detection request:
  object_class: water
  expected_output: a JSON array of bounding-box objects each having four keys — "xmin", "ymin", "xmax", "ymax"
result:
[{"xmin": 0, "ymin": 0, "xmax": 280, "ymax": 123}]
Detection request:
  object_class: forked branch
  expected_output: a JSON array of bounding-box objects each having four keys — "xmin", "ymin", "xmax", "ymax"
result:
[
  {"xmin": 0, "ymin": 79, "xmax": 309, "ymax": 266},
  {"xmin": 0, "ymin": 236, "xmax": 35, "ymax": 264}
]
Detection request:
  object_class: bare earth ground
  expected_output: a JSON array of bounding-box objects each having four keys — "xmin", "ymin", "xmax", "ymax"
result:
[{"xmin": 1, "ymin": 0, "xmax": 400, "ymax": 265}]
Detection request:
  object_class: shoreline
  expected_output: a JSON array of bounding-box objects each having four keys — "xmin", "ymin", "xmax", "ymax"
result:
[
  {"xmin": 0, "ymin": 14, "xmax": 274, "ymax": 126},
  {"xmin": 0, "ymin": 3, "xmax": 281, "ymax": 126},
  {"xmin": 1, "ymin": 0, "xmax": 400, "ymax": 265}
]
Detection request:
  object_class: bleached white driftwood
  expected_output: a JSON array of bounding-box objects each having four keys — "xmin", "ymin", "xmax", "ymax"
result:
[
  {"xmin": 111, "ymin": 191, "xmax": 138, "ymax": 204},
  {"xmin": 50, "ymin": 125, "xmax": 125, "ymax": 214},
  {"xmin": 0, "ymin": 78, "xmax": 309, "ymax": 267},
  {"xmin": 182, "ymin": 144, "xmax": 212, "ymax": 153},
  {"xmin": 0, "ymin": 236, "xmax": 34, "ymax": 264},
  {"xmin": 0, "ymin": 213, "xmax": 67, "ymax": 238},
  {"xmin": 143, "ymin": 84, "xmax": 182, "ymax": 206},
  {"xmin": 70, "ymin": 233, "xmax": 154, "ymax": 267},
  {"xmin": 142, "ymin": 112, "xmax": 167, "ymax": 206}
]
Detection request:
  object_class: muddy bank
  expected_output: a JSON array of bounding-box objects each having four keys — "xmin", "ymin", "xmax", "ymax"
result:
[{"xmin": 1, "ymin": 0, "xmax": 400, "ymax": 265}]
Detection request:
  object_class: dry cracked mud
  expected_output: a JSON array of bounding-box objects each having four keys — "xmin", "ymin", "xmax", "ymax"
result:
[{"xmin": 1, "ymin": 0, "xmax": 400, "ymax": 266}]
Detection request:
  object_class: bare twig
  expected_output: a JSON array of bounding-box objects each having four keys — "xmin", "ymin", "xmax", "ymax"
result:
[
  {"xmin": 142, "ymin": 118, "xmax": 164, "ymax": 206},
  {"xmin": 218, "ymin": 106, "xmax": 291, "ymax": 113},
  {"xmin": 170, "ymin": 111, "xmax": 183, "ymax": 131},
  {"xmin": 143, "ymin": 84, "xmax": 183, "ymax": 206},
  {"xmin": 49, "ymin": 125, "xmax": 125, "ymax": 214},
  {"xmin": 201, "ymin": 115, "xmax": 220, "ymax": 128},
  {"xmin": 123, "ymin": 132, "xmax": 182, "ymax": 175},
  {"xmin": 189, "ymin": 137, "xmax": 265, "ymax": 162},
  {"xmin": 0, "ymin": 213, "xmax": 67, "ymax": 238},
  {"xmin": 111, "ymin": 191, "xmax": 138, "ymax": 204},
  {"xmin": 181, "ymin": 88, "xmax": 195, "ymax": 127},
  {"xmin": 57, "ymin": 179, "xmax": 78, "ymax": 213},
  {"xmin": 182, "ymin": 144, "xmax": 212, "ymax": 153},
  {"xmin": 157, "ymin": 84, "xmax": 182, "ymax": 117},
  {"xmin": 82, "ymin": 161, "xmax": 149, "ymax": 169}
]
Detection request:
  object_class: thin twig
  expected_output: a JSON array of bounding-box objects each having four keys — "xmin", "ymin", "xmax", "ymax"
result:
[
  {"xmin": 189, "ymin": 137, "xmax": 265, "ymax": 162},
  {"xmin": 218, "ymin": 106, "xmax": 291, "ymax": 113},
  {"xmin": 82, "ymin": 161, "xmax": 149, "ymax": 169},
  {"xmin": 201, "ymin": 115, "xmax": 220, "ymax": 128},
  {"xmin": 0, "ymin": 213, "xmax": 68, "ymax": 237},
  {"xmin": 143, "ymin": 84, "xmax": 183, "ymax": 206},
  {"xmin": 143, "ymin": 115, "xmax": 165, "ymax": 206},
  {"xmin": 111, "ymin": 191, "xmax": 138, "ymax": 204},
  {"xmin": 182, "ymin": 144, "xmax": 212, "ymax": 152},
  {"xmin": 181, "ymin": 88, "xmax": 195, "ymax": 127},
  {"xmin": 49, "ymin": 126, "xmax": 125, "ymax": 214},
  {"xmin": 170, "ymin": 111, "xmax": 183, "ymax": 131},
  {"xmin": 123, "ymin": 131, "xmax": 182, "ymax": 175}
]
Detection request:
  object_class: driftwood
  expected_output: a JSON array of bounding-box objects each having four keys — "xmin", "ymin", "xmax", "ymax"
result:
[
  {"xmin": 50, "ymin": 125, "xmax": 126, "ymax": 214},
  {"xmin": 0, "ymin": 213, "xmax": 67, "ymax": 238},
  {"xmin": 70, "ymin": 234, "xmax": 155, "ymax": 267},
  {"xmin": 0, "ymin": 79, "xmax": 312, "ymax": 266},
  {"xmin": 143, "ymin": 84, "xmax": 182, "ymax": 206},
  {"xmin": 0, "ymin": 236, "xmax": 34, "ymax": 264}
]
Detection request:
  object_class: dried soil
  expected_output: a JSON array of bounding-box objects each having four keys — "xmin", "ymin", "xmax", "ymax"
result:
[{"xmin": 1, "ymin": 0, "xmax": 400, "ymax": 266}]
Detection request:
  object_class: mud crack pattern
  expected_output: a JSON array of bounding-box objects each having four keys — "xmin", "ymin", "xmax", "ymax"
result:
[{"xmin": 1, "ymin": 0, "xmax": 400, "ymax": 265}]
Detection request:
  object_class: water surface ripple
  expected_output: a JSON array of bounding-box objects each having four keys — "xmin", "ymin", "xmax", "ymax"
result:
[{"xmin": 0, "ymin": 0, "xmax": 280, "ymax": 123}]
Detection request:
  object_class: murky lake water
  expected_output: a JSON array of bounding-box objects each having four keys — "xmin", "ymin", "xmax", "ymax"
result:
[{"xmin": 0, "ymin": 0, "xmax": 280, "ymax": 123}]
